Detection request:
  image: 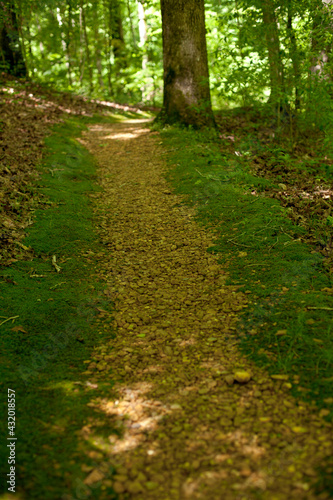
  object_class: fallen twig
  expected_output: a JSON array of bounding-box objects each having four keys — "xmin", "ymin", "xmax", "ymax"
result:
[
  {"xmin": 52, "ymin": 255, "xmax": 61, "ymax": 273},
  {"xmin": 49, "ymin": 282, "xmax": 66, "ymax": 289},
  {"xmin": 244, "ymin": 263, "xmax": 267, "ymax": 267},
  {"xmin": 0, "ymin": 315, "xmax": 19, "ymax": 327},
  {"xmin": 307, "ymin": 306, "xmax": 333, "ymax": 311},
  {"xmin": 227, "ymin": 239, "xmax": 253, "ymax": 248},
  {"xmin": 195, "ymin": 168, "xmax": 229, "ymax": 182}
]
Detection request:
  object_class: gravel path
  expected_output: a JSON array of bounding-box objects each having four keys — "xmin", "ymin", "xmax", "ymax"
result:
[{"xmin": 79, "ymin": 119, "xmax": 332, "ymax": 500}]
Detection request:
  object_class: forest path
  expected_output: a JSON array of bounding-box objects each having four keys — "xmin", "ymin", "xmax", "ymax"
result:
[{"xmin": 80, "ymin": 119, "xmax": 331, "ymax": 500}]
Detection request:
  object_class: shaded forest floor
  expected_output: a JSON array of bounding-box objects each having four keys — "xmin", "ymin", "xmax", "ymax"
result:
[{"xmin": 1, "ymin": 75, "xmax": 333, "ymax": 499}]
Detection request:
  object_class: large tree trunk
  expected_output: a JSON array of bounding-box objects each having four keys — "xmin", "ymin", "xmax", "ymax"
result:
[
  {"xmin": 158, "ymin": 0, "xmax": 215, "ymax": 128},
  {"xmin": 0, "ymin": 0, "xmax": 27, "ymax": 77},
  {"xmin": 260, "ymin": 0, "xmax": 285, "ymax": 108}
]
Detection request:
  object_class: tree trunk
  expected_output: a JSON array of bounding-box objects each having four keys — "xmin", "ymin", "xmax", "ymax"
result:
[
  {"xmin": 0, "ymin": 0, "xmax": 27, "ymax": 77},
  {"xmin": 56, "ymin": 5, "xmax": 72, "ymax": 86},
  {"xmin": 15, "ymin": 0, "xmax": 29, "ymax": 75},
  {"xmin": 35, "ymin": 15, "xmax": 44, "ymax": 61},
  {"xmin": 138, "ymin": 1, "xmax": 148, "ymax": 100},
  {"xmin": 158, "ymin": 0, "xmax": 215, "ymax": 127},
  {"xmin": 25, "ymin": 24, "xmax": 34, "ymax": 72},
  {"xmin": 80, "ymin": 0, "xmax": 93, "ymax": 93},
  {"xmin": 287, "ymin": 3, "xmax": 300, "ymax": 110},
  {"xmin": 310, "ymin": 0, "xmax": 333, "ymax": 78},
  {"xmin": 103, "ymin": 0, "xmax": 113, "ymax": 95},
  {"xmin": 127, "ymin": 0, "xmax": 137, "ymax": 47},
  {"xmin": 93, "ymin": 2, "xmax": 104, "ymax": 90},
  {"xmin": 66, "ymin": 0, "xmax": 73, "ymax": 86},
  {"xmin": 79, "ymin": 3, "xmax": 85, "ymax": 82},
  {"xmin": 260, "ymin": 0, "xmax": 285, "ymax": 108},
  {"xmin": 110, "ymin": 0, "xmax": 125, "ymax": 59}
]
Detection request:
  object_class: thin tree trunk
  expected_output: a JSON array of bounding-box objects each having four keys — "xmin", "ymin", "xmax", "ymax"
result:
[
  {"xmin": 260, "ymin": 0, "xmax": 285, "ymax": 108},
  {"xmin": 235, "ymin": 0, "xmax": 248, "ymax": 106},
  {"xmin": 79, "ymin": 4, "xmax": 84, "ymax": 78},
  {"xmin": 103, "ymin": 0, "xmax": 113, "ymax": 95},
  {"xmin": 66, "ymin": 0, "xmax": 73, "ymax": 86},
  {"xmin": 138, "ymin": 1, "xmax": 147, "ymax": 70},
  {"xmin": 80, "ymin": 0, "xmax": 93, "ymax": 93},
  {"xmin": 16, "ymin": 1, "xmax": 29, "ymax": 78},
  {"xmin": 25, "ymin": 24, "xmax": 34, "ymax": 72},
  {"xmin": 56, "ymin": 6, "xmax": 72, "ymax": 86},
  {"xmin": 93, "ymin": 1, "xmax": 104, "ymax": 89},
  {"xmin": 287, "ymin": 3, "xmax": 300, "ymax": 110},
  {"xmin": 138, "ymin": 1, "xmax": 148, "ymax": 100},
  {"xmin": 127, "ymin": 0, "xmax": 137, "ymax": 47},
  {"xmin": 159, "ymin": 0, "xmax": 215, "ymax": 127}
]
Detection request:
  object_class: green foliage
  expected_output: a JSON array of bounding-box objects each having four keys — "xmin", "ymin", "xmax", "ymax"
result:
[
  {"xmin": 5, "ymin": 0, "xmax": 333, "ymax": 133},
  {"xmin": 14, "ymin": 0, "xmax": 162, "ymax": 104}
]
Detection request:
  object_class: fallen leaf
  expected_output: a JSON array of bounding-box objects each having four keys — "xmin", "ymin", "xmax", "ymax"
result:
[
  {"xmin": 84, "ymin": 468, "xmax": 105, "ymax": 485},
  {"xmin": 11, "ymin": 325, "xmax": 28, "ymax": 334}
]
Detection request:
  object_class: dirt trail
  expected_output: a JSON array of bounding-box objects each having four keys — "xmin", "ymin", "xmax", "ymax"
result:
[{"xmin": 80, "ymin": 119, "xmax": 332, "ymax": 500}]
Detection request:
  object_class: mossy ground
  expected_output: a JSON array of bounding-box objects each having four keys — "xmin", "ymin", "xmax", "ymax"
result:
[
  {"xmin": 0, "ymin": 117, "xmax": 120, "ymax": 500},
  {"xmin": 159, "ymin": 124, "xmax": 333, "ymax": 494}
]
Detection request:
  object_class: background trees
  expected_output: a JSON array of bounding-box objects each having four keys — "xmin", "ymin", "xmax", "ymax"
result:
[
  {"xmin": 1, "ymin": 0, "xmax": 333, "ymax": 129},
  {"xmin": 0, "ymin": 0, "xmax": 27, "ymax": 77}
]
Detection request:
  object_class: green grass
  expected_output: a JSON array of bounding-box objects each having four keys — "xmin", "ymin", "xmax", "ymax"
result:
[
  {"xmin": 0, "ymin": 117, "xmax": 118, "ymax": 500},
  {"xmin": 159, "ymin": 124, "xmax": 333, "ymax": 409},
  {"xmin": 159, "ymin": 123, "xmax": 333, "ymax": 495}
]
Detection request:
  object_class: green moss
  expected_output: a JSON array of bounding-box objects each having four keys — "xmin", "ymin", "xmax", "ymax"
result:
[
  {"xmin": 161, "ymin": 124, "xmax": 333, "ymax": 413},
  {"xmin": 161, "ymin": 122, "xmax": 333, "ymax": 495},
  {"xmin": 0, "ymin": 117, "xmax": 117, "ymax": 500}
]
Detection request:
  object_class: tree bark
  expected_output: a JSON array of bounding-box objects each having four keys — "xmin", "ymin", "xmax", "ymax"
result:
[
  {"xmin": 56, "ymin": 5, "xmax": 72, "ymax": 86},
  {"xmin": 66, "ymin": 0, "xmax": 73, "ymax": 86},
  {"xmin": 110, "ymin": 0, "xmax": 125, "ymax": 59},
  {"xmin": 127, "ymin": 0, "xmax": 137, "ymax": 47},
  {"xmin": 287, "ymin": 2, "xmax": 300, "ymax": 110},
  {"xmin": 158, "ymin": 0, "xmax": 215, "ymax": 128},
  {"xmin": 80, "ymin": 0, "xmax": 94, "ymax": 93},
  {"xmin": 138, "ymin": 1, "xmax": 149, "ymax": 101},
  {"xmin": 138, "ymin": 1, "xmax": 147, "ymax": 70},
  {"xmin": 93, "ymin": 2, "xmax": 104, "ymax": 89},
  {"xmin": 0, "ymin": 0, "xmax": 27, "ymax": 77},
  {"xmin": 260, "ymin": 0, "xmax": 285, "ymax": 107}
]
